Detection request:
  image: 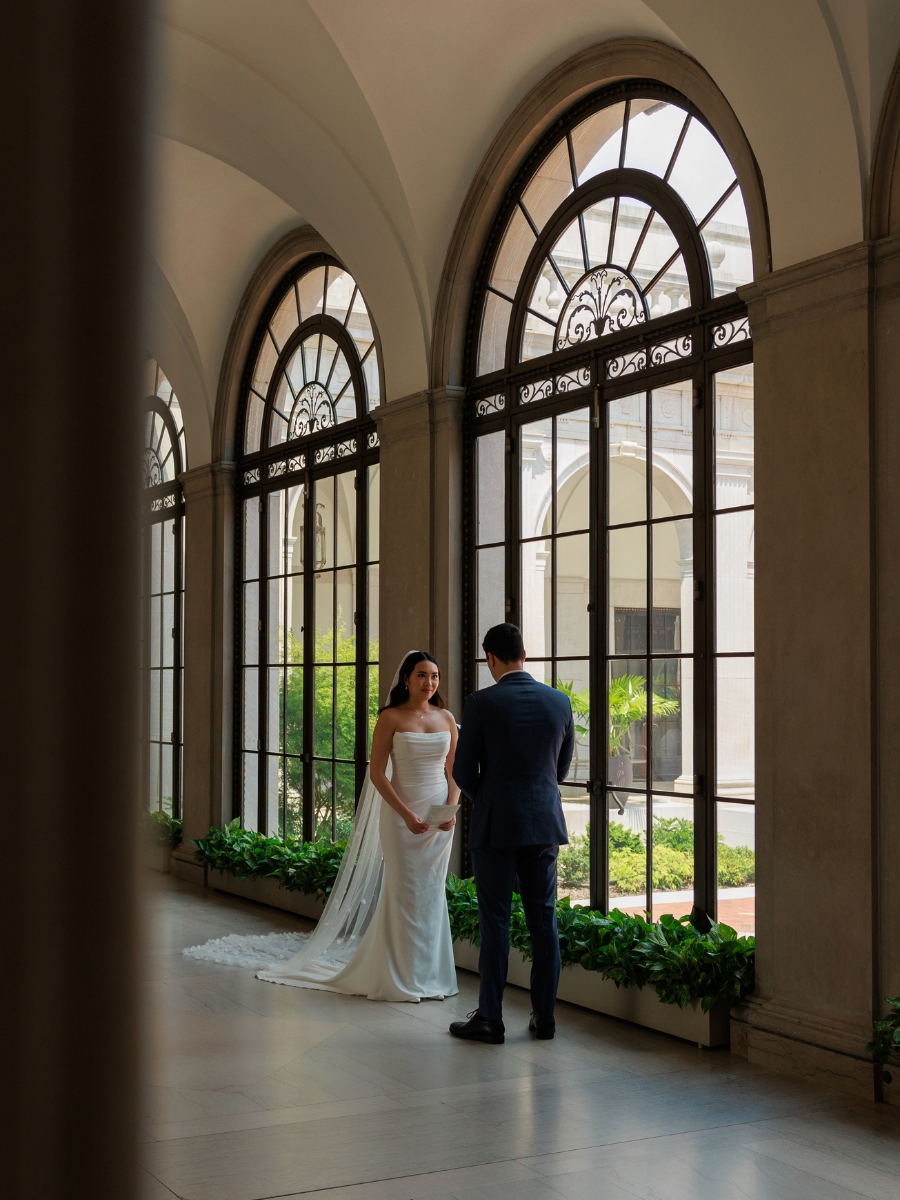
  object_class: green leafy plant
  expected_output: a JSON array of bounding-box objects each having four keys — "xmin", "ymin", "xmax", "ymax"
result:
[
  {"xmin": 197, "ymin": 825, "xmax": 755, "ymax": 1012},
  {"xmin": 867, "ymin": 997, "xmax": 900, "ymax": 1067},
  {"xmin": 142, "ymin": 809, "xmax": 183, "ymax": 849},
  {"xmin": 193, "ymin": 820, "xmax": 345, "ymax": 899},
  {"xmin": 557, "ymin": 674, "xmax": 680, "ymax": 757}
]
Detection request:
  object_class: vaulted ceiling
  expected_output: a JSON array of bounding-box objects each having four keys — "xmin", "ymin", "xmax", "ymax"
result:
[{"xmin": 148, "ymin": 0, "xmax": 900, "ymax": 464}]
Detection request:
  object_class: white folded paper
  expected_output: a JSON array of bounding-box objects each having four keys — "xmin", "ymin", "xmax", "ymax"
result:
[{"xmin": 423, "ymin": 804, "xmax": 459, "ymax": 826}]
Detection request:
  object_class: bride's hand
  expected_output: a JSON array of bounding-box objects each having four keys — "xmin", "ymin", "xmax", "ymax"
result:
[
  {"xmin": 438, "ymin": 817, "xmax": 456, "ymax": 831},
  {"xmin": 404, "ymin": 811, "xmax": 429, "ymax": 835}
]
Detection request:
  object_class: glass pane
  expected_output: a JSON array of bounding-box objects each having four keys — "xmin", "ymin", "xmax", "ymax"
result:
[
  {"xmin": 367, "ymin": 564, "xmax": 380, "ymax": 660},
  {"xmin": 608, "ymin": 392, "xmax": 647, "ymax": 525},
  {"xmin": 557, "ymin": 795, "xmax": 590, "ymax": 906},
  {"xmin": 363, "ymin": 348, "xmax": 380, "ymax": 409},
  {"xmin": 315, "ymin": 571, "xmax": 334, "ymax": 660},
  {"xmin": 242, "ymin": 669, "xmax": 258, "ymax": 751},
  {"xmin": 608, "ymin": 659, "xmax": 648, "ymax": 779},
  {"xmin": 556, "ymin": 533, "xmax": 589, "ymax": 656},
  {"xmin": 612, "ymin": 199, "xmax": 651, "ymax": 271},
  {"xmin": 667, "ymin": 119, "xmax": 736, "ymax": 226},
  {"xmin": 335, "ymin": 665, "xmax": 356, "ymax": 760},
  {"xmin": 367, "ymin": 464, "xmax": 380, "ymax": 561},
  {"xmin": 162, "ymin": 520, "xmax": 175, "ymax": 592},
  {"xmin": 245, "ymin": 394, "xmax": 264, "ymax": 454},
  {"xmin": 609, "ymin": 797, "xmax": 647, "ymax": 917},
  {"xmin": 556, "ymin": 409, "xmax": 589, "ymax": 533},
  {"xmin": 717, "ymin": 657, "xmax": 755, "ymax": 799},
  {"xmin": 368, "ymin": 664, "xmax": 379, "ymax": 751},
  {"xmin": 652, "ymin": 518, "xmax": 692, "ymax": 653},
  {"xmin": 150, "ymin": 523, "xmax": 162, "ymax": 593},
  {"xmin": 242, "ymin": 752, "xmax": 258, "ymax": 831},
  {"xmin": 267, "ymin": 667, "xmax": 283, "ymax": 752},
  {"xmin": 716, "ymin": 510, "xmax": 754, "ymax": 653},
  {"xmin": 161, "ymin": 594, "xmax": 174, "ymax": 667},
  {"xmin": 348, "ymin": 287, "xmax": 375, "ymax": 368},
  {"xmin": 314, "ymin": 666, "xmax": 334, "ymax": 757},
  {"xmin": 717, "ymin": 800, "xmax": 756, "ymax": 935},
  {"xmin": 251, "ymin": 330, "xmax": 279, "ymax": 399},
  {"xmin": 477, "ymin": 662, "xmax": 494, "ymax": 691},
  {"xmin": 242, "ymin": 583, "xmax": 259, "ymax": 665},
  {"xmin": 477, "ymin": 546, "xmax": 505, "ymax": 651},
  {"xmin": 286, "ymin": 575, "xmax": 303, "ymax": 662},
  {"xmin": 267, "ymin": 577, "xmax": 284, "ymax": 663},
  {"xmin": 284, "ymin": 756, "xmax": 303, "ymax": 838},
  {"xmin": 296, "ymin": 265, "xmax": 326, "ymax": 322},
  {"xmin": 556, "ymin": 660, "xmax": 590, "ymax": 785},
  {"xmin": 651, "ymin": 382, "xmax": 692, "ymax": 517},
  {"xmin": 335, "ymin": 568, "xmax": 355, "ymax": 660},
  {"xmin": 650, "ymin": 658, "xmax": 685, "ymax": 790},
  {"xmin": 523, "ymin": 659, "xmax": 552, "ymax": 685},
  {"xmin": 652, "ymin": 795, "xmax": 694, "ymax": 921},
  {"xmin": 644, "ymin": 254, "xmax": 690, "ymax": 317},
  {"xmin": 335, "ymin": 471, "xmax": 356, "ymax": 567},
  {"xmin": 520, "ymin": 418, "xmax": 553, "ymax": 539},
  {"xmin": 572, "ymin": 101, "xmax": 625, "ymax": 184},
  {"xmin": 270, "ymin": 285, "xmax": 300, "ymax": 351},
  {"xmin": 335, "ymin": 762, "xmax": 356, "ymax": 842},
  {"xmin": 521, "ymin": 304, "xmax": 556, "ymax": 362},
  {"xmin": 489, "ymin": 205, "xmax": 536, "ymax": 300},
  {"xmin": 147, "ymin": 745, "xmax": 160, "ymax": 811},
  {"xmin": 549, "ymin": 218, "xmax": 585, "ymax": 287},
  {"xmin": 583, "ymin": 198, "xmax": 616, "ymax": 268},
  {"xmin": 267, "ymin": 491, "xmax": 286, "ymax": 577},
  {"xmin": 477, "ymin": 290, "xmax": 512, "ymax": 376},
  {"xmin": 285, "ymin": 666, "xmax": 303, "ymax": 757},
  {"xmin": 160, "ymin": 670, "xmax": 173, "ymax": 746},
  {"xmin": 332, "ymin": 352, "xmax": 356, "ymax": 424},
  {"xmin": 608, "ymin": 527, "xmax": 647, "ymax": 648},
  {"xmin": 314, "ymin": 759, "xmax": 333, "ymax": 841},
  {"xmin": 624, "ymin": 102, "xmax": 688, "ymax": 178},
  {"xmin": 243, "ymin": 499, "xmax": 260, "ymax": 580},
  {"xmin": 476, "ymin": 431, "xmax": 505, "ymax": 546},
  {"xmin": 521, "ymin": 539, "xmax": 550, "ymax": 660},
  {"xmin": 520, "ymin": 137, "xmax": 573, "ymax": 232},
  {"xmin": 526, "ymin": 259, "xmax": 566, "ymax": 330},
  {"xmin": 715, "ymin": 364, "xmax": 755, "ymax": 509},
  {"xmin": 148, "ymin": 669, "xmax": 161, "ymax": 740},
  {"xmin": 325, "ymin": 267, "xmax": 353, "ymax": 324},
  {"xmin": 632, "ymin": 213, "xmax": 680, "ymax": 300},
  {"xmin": 315, "ymin": 477, "xmax": 335, "ymax": 570},
  {"xmin": 704, "ymin": 187, "xmax": 753, "ymax": 296},
  {"xmin": 266, "ymin": 755, "xmax": 280, "ymax": 839}
]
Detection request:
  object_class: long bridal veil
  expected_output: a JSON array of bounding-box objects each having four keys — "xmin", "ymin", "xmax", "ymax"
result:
[{"xmin": 249, "ymin": 652, "xmax": 416, "ymax": 984}]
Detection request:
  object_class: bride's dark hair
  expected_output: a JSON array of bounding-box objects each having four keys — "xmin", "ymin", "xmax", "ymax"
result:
[{"xmin": 380, "ymin": 651, "xmax": 447, "ymax": 712}]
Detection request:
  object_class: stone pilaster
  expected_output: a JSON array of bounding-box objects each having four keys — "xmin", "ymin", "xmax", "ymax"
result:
[{"xmin": 171, "ymin": 461, "xmax": 236, "ymax": 883}]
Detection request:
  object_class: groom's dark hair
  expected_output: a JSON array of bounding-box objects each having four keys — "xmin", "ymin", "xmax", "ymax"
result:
[{"xmin": 482, "ymin": 623, "xmax": 525, "ymax": 664}]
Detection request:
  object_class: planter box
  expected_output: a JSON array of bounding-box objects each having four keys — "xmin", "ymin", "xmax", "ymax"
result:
[
  {"xmin": 209, "ymin": 869, "xmax": 325, "ymax": 921},
  {"xmin": 143, "ymin": 844, "xmax": 172, "ymax": 873},
  {"xmin": 453, "ymin": 938, "xmax": 729, "ymax": 1047}
]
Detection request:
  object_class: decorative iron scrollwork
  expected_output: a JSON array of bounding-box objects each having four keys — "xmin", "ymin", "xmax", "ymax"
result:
[
  {"xmin": 475, "ymin": 393, "xmax": 505, "ymax": 417},
  {"xmin": 149, "ymin": 493, "xmax": 177, "ymax": 513},
  {"xmin": 243, "ymin": 467, "xmax": 261, "ymax": 485},
  {"xmin": 519, "ymin": 377, "xmax": 553, "ymax": 405},
  {"xmin": 287, "ymin": 455, "xmax": 305, "ymax": 473},
  {"xmin": 711, "ymin": 317, "xmax": 750, "ymax": 348},
  {"xmin": 288, "ymin": 381, "xmax": 336, "ymax": 439},
  {"xmin": 314, "ymin": 445, "xmax": 335, "ymax": 464},
  {"xmin": 142, "ymin": 447, "xmax": 163, "ymax": 488},
  {"xmin": 556, "ymin": 265, "xmax": 647, "ymax": 350},
  {"xmin": 649, "ymin": 334, "xmax": 692, "ymax": 365},
  {"xmin": 607, "ymin": 349, "xmax": 647, "ymax": 379},
  {"xmin": 268, "ymin": 460, "xmax": 287, "ymax": 478},
  {"xmin": 336, "ymin": 438, "xmax": 356, "ymax": 458},
  {"xmin": 366, "ymin": 430, "xmax": 380, "ymax": 449},
  {"xmin": 555, "ymin": 366, "xmax": 591, "ymax": 393}
]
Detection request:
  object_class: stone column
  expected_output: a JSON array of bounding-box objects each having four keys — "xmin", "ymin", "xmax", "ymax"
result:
[
  {"xmin": 171, "ymin": 462, "xmax": 236, "ymax": 883},
  {"xmin": 0, "ymin": 1, "xmax": 151, "ymax": 1196},
  {"xmin": 733, "ymin": 245, "xmax": 877, "ymax": 1096}
]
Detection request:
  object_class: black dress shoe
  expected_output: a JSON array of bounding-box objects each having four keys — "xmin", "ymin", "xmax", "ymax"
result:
[
  {"xmin": 529, "ymin": 1012, "xmax": 555, "ymax": 1040},
  {"xmin": 449, "ymin": 1010, "xmax": 505, "ymax": 1044}
]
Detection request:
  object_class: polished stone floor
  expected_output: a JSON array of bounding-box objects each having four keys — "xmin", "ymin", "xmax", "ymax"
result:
[{"xmin": 142, "ymin": 876, "xmax": 900, "ymax": 1200}]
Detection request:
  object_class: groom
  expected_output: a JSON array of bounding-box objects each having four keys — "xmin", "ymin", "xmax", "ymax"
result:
[{"xmin": 449, "ymin": 623, "xmax": 574, "ymax": 1044}]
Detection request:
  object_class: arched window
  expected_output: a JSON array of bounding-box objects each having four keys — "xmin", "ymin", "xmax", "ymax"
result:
[
  {"xmin": 467, "ymin": 83, "xmax": 755, "ymax": 929},
  {"xmin": 141, "ymin": 361, "xmax": 186, "ymax": 816},
  {"xmin": 237, "ymin": 256, "xmax": 381, "ymax": 842}
]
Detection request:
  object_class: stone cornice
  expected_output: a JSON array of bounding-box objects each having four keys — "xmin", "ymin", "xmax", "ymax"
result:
[
  {"xmin": 739, "ymin": 241, "xmax": 872, "ymax": 340},
  {"xmin": 180, "ymin": 460, "xmax": 236, "ymax": 504},
  {"xmin": 733, "ymin": 995, "xmax": 872, "ymax": 1062}
]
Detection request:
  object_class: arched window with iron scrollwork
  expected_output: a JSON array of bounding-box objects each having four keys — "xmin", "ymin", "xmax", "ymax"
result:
[
  {"xmin": 237, "ymin": 255, "xmax": 382, "ymax": 842},
  {"xmin": 466, "ymin": 82, "xmax": 757, "ymax": 931},
  {"xmin": 141, "ymin": 361, "xmax": 186, "ymax": 817}
]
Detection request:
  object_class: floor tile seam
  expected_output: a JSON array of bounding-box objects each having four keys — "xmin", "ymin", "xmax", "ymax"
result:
[
  {"xmin": 142, "ymin": 1165, "xmax": 185, "ymax": 1199},
  {"xmin": 143, "ymin": 1096, "xmax": 408, "ymax": 1141},
  {"xmin": 742, "ymin": 1135, "xmax": 900, "ymax": 1190}
]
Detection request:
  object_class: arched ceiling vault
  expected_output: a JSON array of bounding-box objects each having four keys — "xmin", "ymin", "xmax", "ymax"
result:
[{"xmin": 151, "ymin": 0, "xmax": 900, "ymax": 467}]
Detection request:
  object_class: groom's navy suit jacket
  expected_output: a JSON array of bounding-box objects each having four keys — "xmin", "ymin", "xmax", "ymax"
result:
[{"xmin": 453, "ymin": 671, "xmax": 575, "ymax": 849}]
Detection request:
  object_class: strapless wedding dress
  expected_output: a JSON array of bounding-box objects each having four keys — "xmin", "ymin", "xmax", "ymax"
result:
[{"xmin": 257, "ymin": 731, "xmax": 458, "ymax": 1002}]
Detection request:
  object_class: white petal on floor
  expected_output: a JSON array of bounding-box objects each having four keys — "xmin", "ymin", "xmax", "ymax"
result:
[{"xmin": 182, "ymin": 931, "xmax": 309, "ymax": 968}]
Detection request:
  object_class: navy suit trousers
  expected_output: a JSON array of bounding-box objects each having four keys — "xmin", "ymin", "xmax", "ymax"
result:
[{"xmin": 471, "ymin": 843, "xmax": 560, "ymax": 1022}]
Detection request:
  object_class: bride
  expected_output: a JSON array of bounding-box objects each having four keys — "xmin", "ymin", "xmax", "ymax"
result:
[{"xmin": 256, "ymin": 650, "xmax": 460, "ymax": 1002}]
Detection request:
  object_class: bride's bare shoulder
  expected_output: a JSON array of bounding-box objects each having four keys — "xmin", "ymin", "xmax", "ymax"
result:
[{"xmin": 438, "ymin": 708, "xmax": 457, "ymax": 730}]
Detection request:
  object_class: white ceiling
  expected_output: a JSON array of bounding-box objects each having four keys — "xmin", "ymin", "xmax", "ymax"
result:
[{"xmin": 149, "ymin": 0, "xmax": 900, "ymax": 464}]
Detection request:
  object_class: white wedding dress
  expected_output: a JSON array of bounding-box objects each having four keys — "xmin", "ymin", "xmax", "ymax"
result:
[{"xmin": 256, "ymin": 730, "xmax": 458, "ymax": 1001}]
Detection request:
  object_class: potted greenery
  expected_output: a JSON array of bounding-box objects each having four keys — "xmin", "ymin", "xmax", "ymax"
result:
[{"xmin": 559, "ymin": 674, "xmax": 679, "ymax": 787}]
